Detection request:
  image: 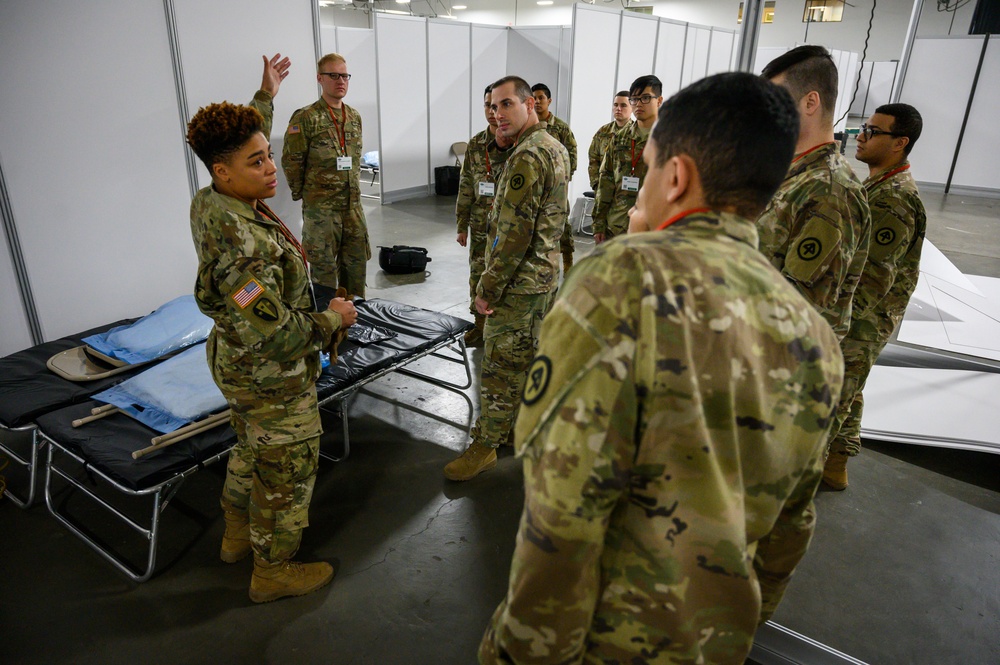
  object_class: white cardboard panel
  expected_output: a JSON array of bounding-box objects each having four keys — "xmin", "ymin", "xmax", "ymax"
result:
[
  {"xmin": 865, "ymin": 61, "xmax": 899, "ymax": 117},
  {"xmin": 428, "ymin": 22, "xmax": 472, "ymax": 175},
  {"xmin": 0, "ymin": 1, "xmax": 193, "ymax": 341},
  {"xmin": 0, "ymin": 222, "xmax": 33, "ymax": 356},
  {"xmin": 568, "ymin": 5, "xmax": 622, "ymax": 201},
  {"xmin": 174, "ymin": 0, "xmax": 317, "ymax": 230},
  {"xmin": 706, "ymin": 28, "xmax": 736, "ymax": 77},
  {"xmin": 507, "ymin": 27, "xmax": 564, "ymax": 110},
  {"xmin": 559, "ymin": 26, "xmax": 573, "ymax": 121},
  {"xmin": 375, "ymin": 14, "xmax": 429, "ymax": 201},
  {"xmin": 849, "ymin": 61, "xmax": 874, "ymax": 116},
  {"xmin": 335, "ymin": 28, "xmax": 379, "ymax": 158},
  {"xmin": 754, "ymin": 46, "xmax": 788, "ymax": 75},
  {"xmin": 654, "ymin": 19, "xmax": 688, "ymax": 99},
  {"xmin": 950, "ymin": 38, "xmax": 1000, "ymax": 191},
  {"xmin": 899, "ymin": 36, "xmax": 985, "ymax": 186},
  {"xmin": 471, "ymin": 25, "xmax": 509, "ymax": 135},
  {"xmin": 682, "ymin": 26, "xmax": 711, "ymax": 87},
  {"xmin": 617, "ymin": 15, "xmax": 659, "ymax": 93}
]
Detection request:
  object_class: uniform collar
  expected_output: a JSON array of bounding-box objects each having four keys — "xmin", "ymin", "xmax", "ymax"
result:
[
  {"xmin": 516, "ymin": 122, "xmax": 546, "ymax": 145},
  {"xmin": 206, "ymin": 185, "xmax": 278, "ymax": 226},
  {"xmin": 668, "ymin": 209, "xmax": 760, "ymax": 250},
  {"xmin": 864, "ymin": 159, "xmax": 910, "ymax": 189},
  {"xmin": 788, "ymin": 141, "xmax": 838, "ymax": 177}
]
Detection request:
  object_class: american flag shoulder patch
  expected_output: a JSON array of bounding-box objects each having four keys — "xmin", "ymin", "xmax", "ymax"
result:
[
  {"xmin": 288, "ymin": 124, "xmax": 301, "ymax": 135},
  {"xmin": 232, "ymin": 278, "xmax": 264, "ymax": 308}
]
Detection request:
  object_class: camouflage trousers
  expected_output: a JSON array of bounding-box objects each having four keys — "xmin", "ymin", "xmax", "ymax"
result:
[
  {"xmin": 468, "ymin": 220, "xmax": 487, "ymax": 315},
  {"xmin": 302, "ymin": 203, "xmax": 371, "ymax": 297},
  {"xmin": 470, "ymin": 291, "xmax": 554, "ymax": 449},
  {"xmin": 829, "ymin": 336, "xmax": 887, "ymax": 457},
  {"xmin": 219, "ymin": 386, "xmax": 322, "ymax": 563}
]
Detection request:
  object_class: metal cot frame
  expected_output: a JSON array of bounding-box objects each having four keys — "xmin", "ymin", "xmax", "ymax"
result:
[
  {"xmin": 40, "ymin": 332, "xmax": 471, "ymax": 582},
  {"xmin": 1, "ymin": 423, "xmax": 42, "ymax": 508}
]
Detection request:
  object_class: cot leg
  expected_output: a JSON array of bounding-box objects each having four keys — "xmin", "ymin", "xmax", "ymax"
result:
[{"xmin": 0, "ymin": 427, "xmax": 41, "ymax": 508}]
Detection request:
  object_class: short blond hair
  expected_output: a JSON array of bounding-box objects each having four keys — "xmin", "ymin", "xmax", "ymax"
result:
[{"xmin": 317, "ymin": 53, "xmax": 346, "ymax": 70}]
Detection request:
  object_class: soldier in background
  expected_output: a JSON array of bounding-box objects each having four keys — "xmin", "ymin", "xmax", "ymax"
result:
[
  {"xmin": 456, "ymin": 85, "xmax": 514, "ymax": 348},
  {"xmin": 187, "ymin": 55, "xmax": 357, "ymax": 603},
  {"xmin": 824, "ymin": 103, "xmax": 926, "ymax": 490},
  {"xmin": 479, "ymin": 72, "xmax": 843, "ymax": 665},
  {"xmin": 531, "ymin": 82, "xmax": 576, "ymax": 275},
  {"xmin": 444, "ymin": 76, "xmax": 569, "ymax": 482},
  {"xmin": 757, "ymin": 45, "xmax": 871, "ymax": 341},
  {"xmin": 592, "ymin": 75, "xmax": 663, "ymax": 244},
  {"xmin": 283, "ymin": 53, "xmax": 370, "ymax": 297},
  {"xmin": 587, "ymin": 90, "xmax": 631, "ymax": 190}
]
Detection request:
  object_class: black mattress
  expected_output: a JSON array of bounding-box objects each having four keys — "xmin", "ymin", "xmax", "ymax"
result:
[
  {"xmin": 0, "ymin": 319, "xmax": 139, "ymax": 429},
  {"xmin": 37, "ymin": 299, "xmax": 471, "ymax": 492}
]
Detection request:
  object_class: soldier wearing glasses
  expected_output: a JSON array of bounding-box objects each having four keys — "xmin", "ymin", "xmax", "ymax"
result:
[
  {"xmin": 283, "ymin": 53, "xmax": 370, "ymax": 297},
  {"xmin": 823, "ymin": 104, "xmax": 926, "ymax": 490},
  {"xmin": 591, "ymin": 75, "xmax": 663, "ymax": 244}
]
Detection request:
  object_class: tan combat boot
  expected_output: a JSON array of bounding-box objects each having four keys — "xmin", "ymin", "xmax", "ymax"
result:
[
  {"xmin": 443, "ymin": 442, "xmax": 497, "ymax": 481},
  {"xmin": 822, "ymin": 453, "xmax": 849, "ymax": 491},
  {"xmin": 464, "ymin": 314, "xmax": 485, "ymax": 349},
  {"xmin": 249, "ymin": 558, "xmax": 335, "ymax": 603},
  {"xmin": 220, "ymin": 511, "xmax": 251, "ymax": 564}
]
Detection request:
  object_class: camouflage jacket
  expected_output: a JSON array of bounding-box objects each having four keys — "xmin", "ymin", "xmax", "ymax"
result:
[
  {"xmin": 593, "ymin": 121, "xmax": 649, "ymax": 237},
  {"xmin": 588, "ymin": 121, "xmax": 620, "ymax": 189},
  {"xmin": 756, "ymin": 142, "xmax": 871, "ymax": 340},
  {"xmin": 480, "ymin": 210, "xmax": 843, "ymax": 665},
  {"xmin": 282, "ymin": 99, "xmax": 364, "ymax": 211},
  {"xmin": 478, "ymin": 123, "xmax": 570, "ymax": 304},
  {"xmin": 848, "ymin": 162, "xmax": 926, "ymax": 342},
  {"xmin": 191, "ymin": 94, "xmax": 341, "ymax": 399},
  {"xmin": 456, "ymin": 128, "xmax": 513, "ymax": 234},
  {"xmin": 541, "ymin": 114, "xmax": 577, "ymax": 175}
]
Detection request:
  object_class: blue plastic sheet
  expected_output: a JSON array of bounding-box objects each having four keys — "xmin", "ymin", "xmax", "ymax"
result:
[
  {"xmin": 82, "ymin": 295, "xmax": 213, "ymax": 365},
  {"xmin": 362, "ymin": 150, "xmax": 380, "ymax": 168},
  {"xmin": 91, "ymin": 344, "xmax": 227, "ymax": 434}
]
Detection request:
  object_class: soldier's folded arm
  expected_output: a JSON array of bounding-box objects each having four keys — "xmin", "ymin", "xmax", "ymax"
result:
[
  {"xmin": 752, "ymin": 462, "xmax": 824, "ymax": 624},
  {"xmin": 477, "ymin": 159, "xmax": 543, "ymax": 303},
  {"xmin": 215, "ymin": 253, "xmax": 340, "ymax": 362},
  {"xmin": 281, "ymin": 109, "xmax": 309, "ymax": 201},
  {"xmin": 485, "ymin": 293, "xmax": 632, "ymax": 664}
]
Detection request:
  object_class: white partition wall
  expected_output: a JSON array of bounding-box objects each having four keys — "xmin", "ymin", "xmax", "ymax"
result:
[
  {"xmin": 707, "ymin": 28, "xmax": 738, "ymax": 76},
  {"xmin": 471, "ymin": 25, "xmax": 509, "ymax": 135},
  {"xmin": 617, "ymin": 15, "xmax": 659, "ymax": 92},
  {"xmin": 334, "ymin": 28, "xmax": 380, "ymax": 158},
  {"xmin": 507, "ymin": 27, "xmax": 567, "ymax": 117},
  {"xmin": 174, "ymin": 0, "xmax": 317, "ymax": 227},
  {"xmin": 428, "ymin": 21, "xmax": 472, "ymax": 178},
  {"xmin": 0, "ymin": 1, "xmax": 194, "ymax": 341},
  {"xmin": 899, "ymin": 36, "xmax": 986, "ymax": 186},
  {"xmin": 849, "ymin": 61, "xmax": 900, "ymax": 118},
  {"xmin": 682, "ymin": 25, "xmax": 712, "ymax": 87},
  {"xmin": 655, "ymin": 19, "xmax": 689, "ymax": 98},
  {"xmin": 375, "ymin": 14, "xmax": 430, "ymax": 203},
  {"xmin": 948, "ymin": 38, "xmax": 1000, "ymax": 192}
]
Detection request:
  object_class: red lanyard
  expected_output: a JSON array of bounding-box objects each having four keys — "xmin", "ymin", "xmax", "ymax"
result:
[
  {"xmin": 326, "ymin": 104, "xmax": 347, "ymax": 152},
  {"xmin": 258, "ymin": 201, "xmax": 309, "ymax": 264},
  {"xmin": 870, "ymin": 163, "xmax": 910, "ymax": 189},
  {"xmin": 484, "ymin": 147, "xmax": 493, "ymax": 177},
  {"xmin": 630, "ymin": 139, "xmax": 642, "ymax": 175},
  {"xmin": 792, "ymin": 141, "xmax": 836, "ymax": 164},
  {"xmin": 656, "ymin": 207, "xmax": 711, "ymax": 231}
]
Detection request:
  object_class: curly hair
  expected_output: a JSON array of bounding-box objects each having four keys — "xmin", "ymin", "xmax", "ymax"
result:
[{"xmin": 186, "ymin": 102, "xmax": 264, "ymax": 171}]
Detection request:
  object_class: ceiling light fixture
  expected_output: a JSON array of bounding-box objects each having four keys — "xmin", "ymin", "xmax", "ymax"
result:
[
  {"xmin": 537, "ymin": 1, "xmax": 554, "ymax": 5},
  {"xmin": 453, "ymin": 4, "xmax": 467, "ymax": 8}
]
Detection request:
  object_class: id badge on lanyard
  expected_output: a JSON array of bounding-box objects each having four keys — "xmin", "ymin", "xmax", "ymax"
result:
[
  {"xmin": 337, "ymin": 156, "xmax": 352, "ymax": 171},
  {"xmin": 478, "ymin": 181, "xmax": 495, "ymax": 197},
  {"xmin": 621, "ymin": 176, "xmax": 639, "ymax": 192}
]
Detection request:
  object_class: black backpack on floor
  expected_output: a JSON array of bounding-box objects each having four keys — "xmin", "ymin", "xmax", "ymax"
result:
[{"xmin": 378, "ymin": 245, "xmax": 431, "ymax": 274}]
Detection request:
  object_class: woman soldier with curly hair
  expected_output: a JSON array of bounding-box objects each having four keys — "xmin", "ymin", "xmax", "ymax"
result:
[{"xmin": 186, "ymin": 55, "xmax": 357, "ymax": 603}]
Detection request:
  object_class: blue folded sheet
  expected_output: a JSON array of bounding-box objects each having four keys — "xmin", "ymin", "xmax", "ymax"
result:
[
  {"xmin": 91, "ymin": 344, "xmax": 227, "ymax": 434},
  {"xmin": 82, "ymin": 295, "xmax": 213, "ymax": 365}
]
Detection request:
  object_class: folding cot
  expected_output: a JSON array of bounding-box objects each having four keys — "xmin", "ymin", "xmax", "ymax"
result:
[{"xmin": 34, "ymin": 298, "xmax": 473, "ymax": 582}]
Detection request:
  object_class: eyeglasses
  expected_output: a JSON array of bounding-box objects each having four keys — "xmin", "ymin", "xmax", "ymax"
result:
[
  {"xmin": 629, "ymin": 94, "xmax": 655, "ymax": 106},
  {"xmin": 320, "ymin": 72, "xmax": 351, "ymax": 81},
  {"xmin": 860, "ymin": 124, "xmax": 900, "ymax": 140}
]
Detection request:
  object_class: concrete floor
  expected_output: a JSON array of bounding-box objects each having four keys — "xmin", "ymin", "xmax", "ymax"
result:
[{"xmin": 2, "ymin": 151, "xmax": 1000, "ymax": 664}]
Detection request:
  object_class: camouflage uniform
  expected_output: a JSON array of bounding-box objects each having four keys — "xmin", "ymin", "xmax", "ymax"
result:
[
  {"xmin": 480, "ymin": 210, "xmax": 844, "ymax": 665},
  {"xmin": 830, "ymin": 162, "xmax": 926, "ymax": 457},
  {"xmin": 587, "ymin": 120, "xmax": 619, "ymax": 189},
  {"xmin": 755, "ymin": 142, "xmax": 871, "ymax": 340},
  {"xmin": 191, "ymin": 92, "xmax": 343, "ymax": 564},
  {"xmin": 457, "ymin": 128, "xmax": 512, "ymax": 315},
  {"xmin": 471, "ymin": 123, "xmax": 569, "ymax": 450},
  {"xmin": 282, "ymin": 99, "xmax": 370, "ymax": 296},
  {"xmin": 541, "ymin": 115, "xmax": 576, "ymax": 257},
  {"xmin": 592, "ymin": 120, "xmax": 647, "ymax": 240}
]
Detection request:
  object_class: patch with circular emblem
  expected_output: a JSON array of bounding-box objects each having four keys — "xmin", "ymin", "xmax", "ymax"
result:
[
  {"xmin": 510, "ymin": 173, "xmax": 525, "ymax": 190},
  {"xmin": 522, "ymin": 355, "xmax": 552, "ymax": 406},
  {"xmin": 796, "ymin": 237, "xmax": 823, "ymax": 261},
  {"xmin": 875, "ymin": 227, "xmax": 897, "ymax": 246}
]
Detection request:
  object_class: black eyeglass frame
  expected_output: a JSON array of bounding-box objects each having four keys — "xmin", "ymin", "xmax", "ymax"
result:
[
  {"xmin": 319, "ymin": 72, "xmax": 352, "ymax": 81},
  {"xmin": 628, "ymin": 94, "xmax": 656, "ymax": 106},
  {"xmin": 859, "ymin": 123, "xmax": 902, "ymax": 140}
]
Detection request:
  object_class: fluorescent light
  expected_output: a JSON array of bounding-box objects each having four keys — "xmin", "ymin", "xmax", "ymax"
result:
[
  {"xmin": 396, "ymin": 0, "xmax": 411, "ymax": 3},
  {"xmin": 537, "ymin": 1, "xmax": 554, "ymax": 5},
  {"xmin": 453, "ymin": 4, "xmax": 467, "ymax": 8}
]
